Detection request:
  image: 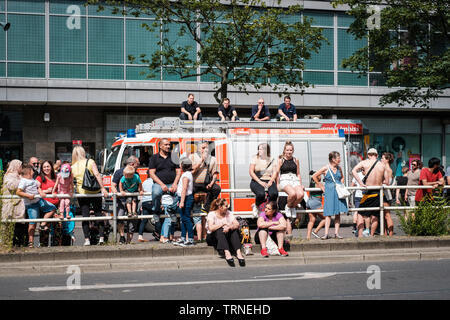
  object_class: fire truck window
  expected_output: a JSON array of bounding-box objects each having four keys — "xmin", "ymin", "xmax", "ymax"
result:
[
  {"xmin": 121, "ymin": 146, "xmax": 154, "ymax": 168},
  {"xmin": 139, "ymin": 146, "xmax": 153, "ymax": 167}
]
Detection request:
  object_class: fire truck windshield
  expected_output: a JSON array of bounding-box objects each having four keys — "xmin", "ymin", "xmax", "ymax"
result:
[{"xmin": 104, "ymin": 146, "xmax": 119, "ymax": 175}]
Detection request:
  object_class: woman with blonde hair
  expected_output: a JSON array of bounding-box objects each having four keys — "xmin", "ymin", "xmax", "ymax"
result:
[
  {"xmin": 274, "ymin": 141, "xmax": 304, "ymax": 238},
  {"xmin": 1, "ymin": 159, "xmax": 27, "ymax": 246},
  {"xmin": 71, "ymin": 145, "xmax": 109, "ymax": 246}
]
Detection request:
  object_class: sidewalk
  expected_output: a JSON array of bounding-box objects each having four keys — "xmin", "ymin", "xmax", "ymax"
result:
[{"xmin": 1, "ymin": 236, "xmax": 449, "ymax": 276}]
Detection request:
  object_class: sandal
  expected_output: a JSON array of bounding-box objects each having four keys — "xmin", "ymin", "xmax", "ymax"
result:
[{"xmin": 28, "ymin": 242, "xmax": 34, "ymax": 248}]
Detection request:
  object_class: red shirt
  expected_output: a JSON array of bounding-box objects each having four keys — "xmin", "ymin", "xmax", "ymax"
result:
[
  {"xmin": 415, "ymin": 168, "xmax": 443, "ymax": 202},
  {"xmin": 36, "ymin": 176, "xmax": 59, "ymax": 206}
]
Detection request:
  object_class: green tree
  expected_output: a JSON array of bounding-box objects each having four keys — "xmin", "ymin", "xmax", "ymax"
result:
[
  {"xmin": 89, "ymin": 0, "xmax": 327, "ymax": 104},
  {"xmin": 332, "ymin": 0, "xmax": 450, "ymax": 108}
]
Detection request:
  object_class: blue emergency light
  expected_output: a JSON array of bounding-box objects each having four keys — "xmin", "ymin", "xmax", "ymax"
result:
[
  {"xmin": 127, "ymin": 129, "xmax": 136, "ymax": 138},
  {"xmin": 338, "ymin": 129, "xmax": 345, "ymax": 138}
]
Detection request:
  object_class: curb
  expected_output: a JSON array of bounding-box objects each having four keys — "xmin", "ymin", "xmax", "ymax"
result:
[
  {"xmin": 1, "ymin": 236, "xmax": 450, "ymax": 263},
  {"xmin": 1, "ymin": 248, "xmax": 450, "ymax": 276}
]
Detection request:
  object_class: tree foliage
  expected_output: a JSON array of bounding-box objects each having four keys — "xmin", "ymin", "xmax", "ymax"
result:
[
  {"xmin": 88, "ymin": 0, "xmax": 327, "ymax": 104},
  {"xmin": 333, "ymin": 0, "xmax": 450, "ymax": 108}
]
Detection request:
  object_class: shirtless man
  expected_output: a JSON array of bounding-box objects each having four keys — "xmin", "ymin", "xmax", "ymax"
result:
[
  {"xmin": 352, "ymin": 148, "xmax": 390, "ymax": 237},
  {"xmin": 381, "ymin": 152, "xmax": 395, "ymax": 236}
]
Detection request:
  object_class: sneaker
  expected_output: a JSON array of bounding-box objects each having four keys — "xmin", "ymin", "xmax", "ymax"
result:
[
  {"xmin": 278, "ymin": 248, "xmax": 289, "ymax": 257},
  {"xmin": 173, "ymin": 238, "xmax": 185, "ymax": 246},
  {"xmin": 261, "ymin": 248, "xmax": 269, "ymax": 258},
  {"xmin": 334, "ymin": 234, "xmax": 343, "ymax": 239},
  {"xmin": 251, "ymin": 204, "xmax": 259, "ymax": 218},
  {"xmin": 152, "ymin": 232, "xmax": 160, "ymax": 241},
  {"xmin": 200, "ymin": 204, "xmax": 208, "ymax": 214},
  {"xmin": 321, "ymin": 235, "xmax": 331, "ymax": 240},
  {"xmin": 119, "ymin": 236, "xmax": 126, "ymax": 244},
  {"xmin": 363, "ymin": 228, "xmax": 370, "ymax": 237},
  {"xmin": 127, "ymin": 212, "xmax": 132, "ymax": 218},
  {"xmin": 132, "ymin": 212, "xmax": 138, "ymax": 218},
  {"xmin": 284, "ymin": 205, "xmax": 292, "ymax": 218},
  {"xmin": 98, "ymin": 239, "xmax": 105, "ymax": 245},
  {"xmin": 290, "ymin": 206, "xmax": 296, "ymax": 217},
  {"xmin": 311, "ymin": 231, "xmax": 320, "ymax": 239},
  {"xmin": 181, "ymin": 240, "xmax": 195, "ymax": 247},
  {"xmin": 83, "ymin": 239, "xmax": 91, "ymax": 246}
]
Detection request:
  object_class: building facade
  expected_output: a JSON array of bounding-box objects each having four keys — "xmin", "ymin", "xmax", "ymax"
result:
[{"xmin": 0, "ymin": 0, "xmax": 449, "ymax": 170}]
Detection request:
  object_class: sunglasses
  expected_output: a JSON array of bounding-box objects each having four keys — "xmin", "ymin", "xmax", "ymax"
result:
[{"xmin": 32, "ymin": 162, "xmax": 39, "ymax": 166}]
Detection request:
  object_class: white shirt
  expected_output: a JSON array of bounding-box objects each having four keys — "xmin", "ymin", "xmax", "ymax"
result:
[
  {"xmin": 18, "ymin": 178, "xmax": 40, "ymax": 205},
  {"xmin": 176, "ymin": 171, "xmax": 194, "ymax": 197},
  {"xmin": 142, "ymin": 178, "xmax": 153, "ymax": 203}
]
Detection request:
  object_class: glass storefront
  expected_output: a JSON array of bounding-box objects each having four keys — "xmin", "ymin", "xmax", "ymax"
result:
[
  {"xmin": 370, "ymin": 133, "xmax": 420, "ymax": 175},
  {"xmin": 360, "ymin": 117, "xmax": 447, "ymax": 175},
  {"xmin": 0, "ymin": 110, "xmax": 23, "ymax": 170}
]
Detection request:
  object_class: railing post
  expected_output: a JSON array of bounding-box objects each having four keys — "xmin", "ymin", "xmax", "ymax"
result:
[
  {"xmin": 112, "ymin": 193, "xmax": 117, "ymax": 244},
  {"xmin": 380, "ymin": 185, "xmax": 384, "ymax": 236}
]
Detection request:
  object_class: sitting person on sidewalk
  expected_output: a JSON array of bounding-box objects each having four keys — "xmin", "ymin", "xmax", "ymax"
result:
[
  {"xmin": 16, "ymin": 164, "xmax": 56, "ymax": 248},
  {"xmin": 255, "ymin": 201, "xmax": 288, "ymax": 257},
  {"xmin": 206, "ymin": 198, "xmax": 246, "ymax": 267}
]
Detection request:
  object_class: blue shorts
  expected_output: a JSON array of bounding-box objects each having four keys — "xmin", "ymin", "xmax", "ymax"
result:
[
  {"xmin": 26, "ymin": 199, "xmax": 56, "ymax": 225},
  {"xmin": 306, "ymin": 196, "xmax": 322, "ymax": 210},
  {"xmin": 193, "ymin": 215, "xmax": 203, "ymax": 225}
]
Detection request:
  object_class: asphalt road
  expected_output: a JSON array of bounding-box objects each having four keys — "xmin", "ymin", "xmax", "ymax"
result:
[{"xmin": 1, "ymin": 259, "xmax": 449, "ymax": 300}]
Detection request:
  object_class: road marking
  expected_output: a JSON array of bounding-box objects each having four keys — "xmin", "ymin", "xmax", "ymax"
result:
[
  {"xmin": 237, "ymin": 297, "xmax": 294, "ymax": 300},
  {"xmin": 28, "ymin": 273, "xmax": 336, "ymax": 292},
  {"xmin": 253, "ymin": 270, "xmax": 392, "ymax": 278}
]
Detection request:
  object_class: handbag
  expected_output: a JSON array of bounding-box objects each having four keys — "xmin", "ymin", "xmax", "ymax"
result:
[
  {"xmin": 81, "ymin": 159, "xmax": 101, "ymax": 192},
  {"xmin": 255, "ymin": 159, "xmax": 274, "ymax": 179},
  {"xmin": 265, "ymin": 233, "xmax": 280, "ymax": 256},
  {"xmin": 328, "ymin": 166, "xmax": 350, "ymax": 199}
]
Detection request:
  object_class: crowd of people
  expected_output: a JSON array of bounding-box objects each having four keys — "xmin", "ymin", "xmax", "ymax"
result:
[
  {"xmin": 180, "ymin": 93, "xmax": 298, "ymax": 122},
  {"xmin": 1, "ymin": 139, "xmax": 449, "ymax": 267}
]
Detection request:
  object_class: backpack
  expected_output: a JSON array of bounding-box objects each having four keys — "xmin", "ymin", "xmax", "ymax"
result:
[{"xmin": 236, "ymin": 216, "xmax": 251, "ymax": 244}]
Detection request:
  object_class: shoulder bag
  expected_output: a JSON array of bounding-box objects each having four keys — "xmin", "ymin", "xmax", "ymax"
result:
[
  {"xmin": 255, "ymin": 158, "xmax": 274, "ymax": 179},
  {"xmin": 82, "ymin": 159, "xmax": 101, "ymax": 192},
  {"xmin": 362, "ymin": 160, "xmax": 379, "ymax": 185},
  {"xmin": 328, "ymin": 166, "xmax": 350, "ymax": 199}
]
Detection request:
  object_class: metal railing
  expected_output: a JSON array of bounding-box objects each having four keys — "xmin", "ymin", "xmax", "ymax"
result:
[{"xmin": 1, "ymin": 185, "xmax": 449, "ymax": 243}]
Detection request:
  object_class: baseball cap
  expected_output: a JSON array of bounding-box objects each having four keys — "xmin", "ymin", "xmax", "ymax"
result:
[
  {"xmin": 60, "ymin": 163, "xmax": 71, "ymax": 178},
  {"xmin": 367, "ymin": 148, "xmax": 378, "ymax": 155}
]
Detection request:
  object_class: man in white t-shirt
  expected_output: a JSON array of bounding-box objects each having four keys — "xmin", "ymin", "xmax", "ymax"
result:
[{"xmin": 351, "ymin": 171, "xmax": 365, "ymax": 236}]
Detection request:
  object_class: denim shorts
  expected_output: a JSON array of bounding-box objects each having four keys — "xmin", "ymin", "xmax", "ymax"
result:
[
  {"xmin": 306, "ymin": 196, "xmax": 322, "ymax": 210},
  {"xmin": 26, "ymin": 199, "xmax": 56, "ymax": 225},
  {"xmin": 193, "ymin": 215, "xmax": 203, "ymax": 225}
]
